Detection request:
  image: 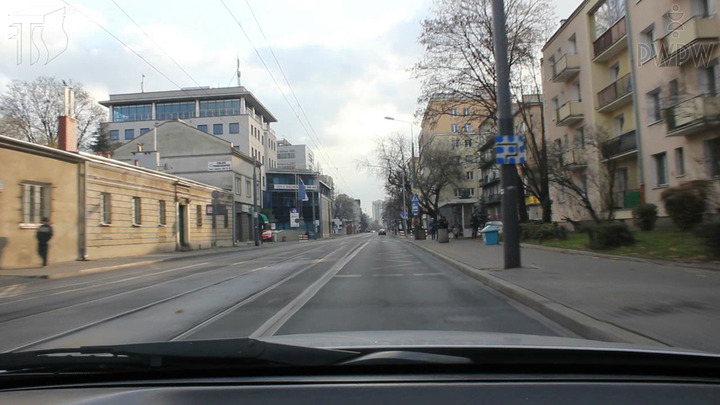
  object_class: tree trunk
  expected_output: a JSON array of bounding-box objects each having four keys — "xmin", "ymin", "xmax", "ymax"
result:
[{"xmin": 517, "ymin": 172, "xmax": 529, "ymax": 223}]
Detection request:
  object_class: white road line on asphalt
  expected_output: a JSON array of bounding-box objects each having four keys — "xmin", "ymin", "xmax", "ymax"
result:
[
  {"xmin": 413, "ymin": 273, "xmax": 443, "ymax": 276},
  {"xmin": 334, "ymin": 274, "xmax": 361, "ymax": 278},
  {"xmin": 250, "ymin": 240, "xmax": 370, "ymax": 338},
  {"xmin": 0, "ymin": 284, "xmax": 24, "ymax": 298},
  {"xmin": 371, "ymin": 262, "xmax": 421, "ymax": 270},
  {"xmin": 372, "ymin": 274, "xmax": 403, "ymax": 277}
]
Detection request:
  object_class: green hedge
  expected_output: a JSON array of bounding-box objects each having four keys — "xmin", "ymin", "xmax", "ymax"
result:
[
  {"xmin": 520, "ymin": 222, "xmax": 568, "ymax": 242},
  {"xmin": 660, "ymin": 180, "xmax": 711, "ymax": 231},
  {"xmin": 586, "ymin": 223, "xmax": 635, "ymax": 250},
  {"xmin": 632, "ymin": 203, "xmax": 658, "ymax": 231}
]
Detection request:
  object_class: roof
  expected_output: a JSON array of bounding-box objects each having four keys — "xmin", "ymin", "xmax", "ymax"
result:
[
  {"xmin": 0, "ymin": 134, "xmax": 232, "ymax": 194},
  {"xmin": 99, "ymin": 86, "xmax": 277, "ymax": 123}
]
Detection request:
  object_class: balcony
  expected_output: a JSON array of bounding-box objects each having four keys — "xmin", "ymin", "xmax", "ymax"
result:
[
  {"xmin": 551, "ymin": 54, "xmax": 581, "ymax": 83},
  {"xmin": 615, "ymin": 189, "xmax": 642, "ymax": 210},
  {"xmin": 561, "ymin": 149, "xmax": 587, "ymax": 169},
  {"xmin": 555, "ymin": 100, "xmax": 584, "ymax": 126},
  {"xmin": 593, "ymin": 17, "xmax": 628, "ymax": 62},
  {"xmin": 479, "ymin": 151, "xmax": 496, "ymax": 167},
  {"xmin": 666, "ymin": 95, "xmax": 720, "ymax": 137},
  {"xmin": 597, "ymin": 74, "xmax": 633, "ymax": 112},
  {"xmin": 486, "ymin": 194, "xmax": 502, "ymax": 204},
  {"xmin": 657, "ymin": 14, "xmax": 720, "ymax": 67},
  {"xmin": 480, "ymin": 175, "xmax": 500, "ymax": 188},
  {"xmin": 601, "ymin": 131, "xmax": 637, "ymax": 160}
]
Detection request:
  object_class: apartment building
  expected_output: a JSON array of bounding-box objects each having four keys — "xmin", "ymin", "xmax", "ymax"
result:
[
  {"xmin": 542, "ymin": 0, "xmax": 720, "ymax": 223},
  {"xmin": 419, "ymin": 100, "xmax": 487, "ymax": 236},
  {"xmin": 276, "ymin": 140, "xmax": 316, "ymax": 171},
  {"xmin": 100, "ymin": 86, "xmax": 278, "ymax": 192}
]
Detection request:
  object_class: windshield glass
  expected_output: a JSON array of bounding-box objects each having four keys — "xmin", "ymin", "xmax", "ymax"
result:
[{"xmin": 1, "ymin": 0, "xmax": 719, "ymax": 367}]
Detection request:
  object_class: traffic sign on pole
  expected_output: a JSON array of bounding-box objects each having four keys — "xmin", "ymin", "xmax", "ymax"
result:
[{"xmin": 495, "ymin": 135, "xmax": 526, "ymax": 165}]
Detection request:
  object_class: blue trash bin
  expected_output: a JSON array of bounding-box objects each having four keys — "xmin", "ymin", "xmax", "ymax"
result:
[{"xmin": 480, "ymin": 226, "xmax": 500, "ymax": 245}]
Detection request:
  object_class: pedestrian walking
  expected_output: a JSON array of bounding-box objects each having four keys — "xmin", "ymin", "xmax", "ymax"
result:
[
  {"xmin": 36, "ymin": 217, "xmax": 53, "ymax": 267},
  {"xmin": 430, "ymin": 219, "xmax": 437, "ymax": 240},
  {"xmin": 452, "ymin": 223, "xmax": 460, "ymax": 239},
  {"xmin": 471, "ymin": 215, "xmax": 480, "ymax": 239}
]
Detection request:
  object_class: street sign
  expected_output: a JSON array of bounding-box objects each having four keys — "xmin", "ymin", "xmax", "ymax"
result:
[
  {"xmin": 495, "ymin": 135, "xmax": 526, "ymax": 165},
  {"xmin": 411, "ymin": 193, "xmax": 420, "ymax": 202},
  {"xmin": 290, "ymin": 211, "xmax": 299, "ymax": 227},
  {"xmin": 411, "ymin": 204, "xmax": 419, "ymax": 215},
  {"xmin": 208, "ymin": 161, "xmax": 232, "ymax": 171}
]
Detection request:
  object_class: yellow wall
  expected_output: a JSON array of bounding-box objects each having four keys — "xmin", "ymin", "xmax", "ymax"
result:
[{"xmin": 0, "ymin": 148, "xmax": 79, "ymax": 269}]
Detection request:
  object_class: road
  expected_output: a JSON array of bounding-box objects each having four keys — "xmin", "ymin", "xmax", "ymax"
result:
[{"xmin": 0, "ymin": 234, "xmax": 572, "ymax": 352}]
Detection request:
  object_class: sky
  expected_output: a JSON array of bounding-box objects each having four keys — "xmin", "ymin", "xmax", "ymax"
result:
[{"xmin": 0, "ymin": 0, "xmax": 582, "ymax": 215}]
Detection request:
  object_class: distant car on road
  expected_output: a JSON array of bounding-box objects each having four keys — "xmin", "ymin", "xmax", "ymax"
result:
[
  {"xmin": 261, "ymin": 230, "xmax": 274, "ymax": 242},
  {"xmin": 378, "ymin": 229, "xmax": 386, "ymax": 235}
]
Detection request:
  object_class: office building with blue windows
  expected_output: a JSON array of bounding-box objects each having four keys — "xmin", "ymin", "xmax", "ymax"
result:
[{"xmin": 264, "ymin": 169, "xmax": 333, "ymax": 238}]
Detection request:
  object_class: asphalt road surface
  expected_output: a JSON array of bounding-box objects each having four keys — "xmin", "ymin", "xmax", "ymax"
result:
[{"xmin": 0, "ymin": 234, "xmax": 572, "ymax": 352}]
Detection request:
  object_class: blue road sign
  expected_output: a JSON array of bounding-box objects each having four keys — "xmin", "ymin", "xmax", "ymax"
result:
[{"xmin": 495, "ymin": 135, "xmax": 527, "ymax": 165}]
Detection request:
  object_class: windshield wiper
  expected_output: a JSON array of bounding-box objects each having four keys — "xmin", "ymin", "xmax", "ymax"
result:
[{"xmin": 0, "ymin": 338, "xmax": 360, "ymax": 373}]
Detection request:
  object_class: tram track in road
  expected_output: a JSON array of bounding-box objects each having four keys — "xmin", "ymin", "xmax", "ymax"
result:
[{"xmin": 1, "ymin": 241, "xmax": 347, "ymax": 353}]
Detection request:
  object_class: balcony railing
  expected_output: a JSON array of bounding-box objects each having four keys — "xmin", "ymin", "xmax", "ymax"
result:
[
  {"xmin": 555, "ymin": 100, "xmax": 584, "ymax": 126},
  {"xmin": 487, "ymin": 194, "xmax": 502, "ymax": 204},
  {"xmin": 593, "ymin": 17, "xmax": 627, "ymax": 60},
  {"xmin": 561, "ymin": 149, "xmax": 587, "ymax": 168},
  {"xmin": 479, "ymin": 151, "xmax": 496, "ymax": 167},
  {"xmin": 597, "ymin": 73, "xmax": 633, "ymax": 111},
  {"xmin": 601, "ymin": 131, "xmax": 637, "ymax": 159},
  {"xmin": 666, "ymin": 95, "xmax": 720, "ymax": 137},
  {"xmin": 657, "ymin": 14, "xmax": 720, "ymax": 67},
  {"xmin": 552, "ymin": 53, "xmax": 581, "ymax": 82},
  {"xmin": 616, "ymin": 189, "xmax": 642, "ymax": 210}
]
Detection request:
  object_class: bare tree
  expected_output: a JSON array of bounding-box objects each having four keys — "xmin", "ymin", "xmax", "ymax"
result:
[
  {"xmin": 359, "ymin": 132, "xmax": 414, "ymax": 218},
  {"xmin": 417, "ymin": 140, "xmax": 464, "ymax": 219},
  {"xmin": 547, "ymin": 126, "xmax": 621, "ymax": 224},
  {"xmin": 0, "ymin": 77, "xmax": 106, "ymax": 150}
]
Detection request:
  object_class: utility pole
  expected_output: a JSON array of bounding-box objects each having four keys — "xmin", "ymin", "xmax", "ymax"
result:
[
  {"xmin": 411, "ymin": 126, "xmax": 421, "ymax": 240},
  {"xmin": 492, "ymin": 0, "xmax": 521, "ymax": 269},
  {"xmin": 253, "ymin": 156, "xmax": 260, "ymax": 246},
  {"xmin": 402, "ymin": 170, "xmax": 407, "ymax": 238}
]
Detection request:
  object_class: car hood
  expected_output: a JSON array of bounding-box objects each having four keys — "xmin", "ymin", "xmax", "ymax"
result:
[{"xmin": 260, "ymin": 330, "xmax": 706, "ymax": 355}]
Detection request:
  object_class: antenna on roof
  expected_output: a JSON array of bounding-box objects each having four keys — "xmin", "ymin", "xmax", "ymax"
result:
[
  {"xmin": 236, "ymin": 55, "xmax": 241, "ymax": 87},
  {"xmin": 141, "ymin": 74, "xmax": 145, "ymax": 93}
]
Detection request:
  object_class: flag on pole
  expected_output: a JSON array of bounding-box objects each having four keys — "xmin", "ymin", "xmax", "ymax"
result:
[{"xmin": 298, "ymin": 178, "xmax": 309, "ymax": 202}]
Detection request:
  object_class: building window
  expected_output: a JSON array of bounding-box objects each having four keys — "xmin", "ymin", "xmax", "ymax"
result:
[
  {"xmin": 196, "ymin": 205, "xmax": 202, "ymax": 227},
  {"xmin": 646, "ymin": 89, "xmax": 662, "ymax": 123},
  {"xmin": 199, "ymin": 99, "xmax": 240, "ymax": 117},
  {"xmin": 464, "ymin": 123, "xmax": 472, "ymax": 132},
  {"xmin": 450, "ymin": 108, "xmax": 458, "ymax": 116},
  {"xmin": 159, "ymin": 200, "xmax": 166, "ymax": 225},
  {"xmin": 463, "ymin": 107, "xmax": 471, "ymax": 116},
  {"xmin": 451, "ymin": 124, "xmax": 460, "ymax": 133},
  {"xmin": 613, "ymin": 114, "xmax": 625, "ymax": 136},
  {"xmin": 156, "ymin": 101, "xmax": 195, "ymax": 120},
  {"xmin": 140, "ymin": 128, "xmax": 150, "ymax": 135},
  {"xmin": 197, "ymin": 124, "xmax": 208, "ymax": 133},
  {"xmin": 450, "ymin": 155, "xmax": 461, "ymax": 164},
  {"xmin": 124, "ymin": 129, "xmax": 135, "ymax": 140},
  {"xmin": 558, "ymin": 185, "xmax": 566, "ymax": 203},
  {"xmin": 224, "ymin": 213, "xmax": 229, "ymax": 228},
  {"xmin": 213, "ymin": 123, "xmax": 223, "ymax": 135},
  {"xmin": 669, "ymin": 79, "xmax": 679, "ymax": 105},
  {"xmin": 705, "ymin": 137, "xmax": 720, "ymax": 177},
  {"xmin": 580, "ymin": 173, "xmax": 588, "ymax": 195},
  {"xmin": 641, "ymin": 25, "xmax": 656, "ymax": 63},
  {"xmin": 675, "ymin": 147, "xmax": 685, "ymax": 176},
  {"xmin": 466, "ymin": 171, "xmax": 474, "ymax": 180},
  {"xmin": 246, "ymin": 180, "xmax": 252, "ymax": 197},
  {"xmin": 21, "ymin": 183, "xmax": 51, "ymax": 225},
  {"xmin": 109, "ymin": 130, "xmax": 119, "ymax": 141},
  {"xmin": 112, "ymin": 104, "xmax": 151, "ymax": 122},
  {"xmin": 133, "ymin": 197, "xmax": 142, "ymax": 225},
  {"xmin": 229, "ymin": 123, "xmax": 240, "ymax": 134},
  {"xmin": 101, "ymin": 192, "xmax": 111, "ymax": 224},
  {"xmin": 575, "ymin": 128, "xmax": 585, "ymax": 149},
  {"xmin": 653, "ymin": 152, "xmax": 668, "ymax": 187},
  {"xmin": 236, "ymin": 177, "xmax": 242, "ymax": 195},
  {"xmin": 699, "ymin": 63, "xmax": 719, "ymax": 96},
  {"xmin": 464, "ymin": 155, "xmax": 474, "ymax": 163}
]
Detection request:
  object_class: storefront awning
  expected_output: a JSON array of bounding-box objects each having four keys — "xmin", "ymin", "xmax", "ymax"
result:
[{"xmin": 259, "ymin": 213, "xmax": 269, "ymax": 224}]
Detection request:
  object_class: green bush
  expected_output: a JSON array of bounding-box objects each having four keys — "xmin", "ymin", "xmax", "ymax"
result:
[
  {"xmin": 520, "ymin": 222, "xmax": 568, "ymax": 242},
  {"xmin": 661, "ymin": 181, "xmax": 711, "ymax": 231},
  {"xmin": 693, "ymin": 223, "xmax": 720, "ymax": 258},
  {"xmin": 632, "ymin": 203, "xmax": 658, "ymax": 231},
  {"xmin": 586, "ymin": 223, "xmax": 635, "ymax": 250}
]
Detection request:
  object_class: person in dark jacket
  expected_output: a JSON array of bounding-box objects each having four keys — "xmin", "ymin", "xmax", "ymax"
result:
[{"xmin": 36, "ymin": 218, "xmax": 53, "ymax": 267}]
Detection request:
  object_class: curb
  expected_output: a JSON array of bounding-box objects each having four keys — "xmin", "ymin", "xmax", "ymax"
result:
[
  {"xmin": 407, "ymin": 240, "xmax": 667, "ymax": 347},
  {"xmin": 15, "ymin": 240, "xmax": 309, "ymax": 280},
  {"xmin": 521, "ymin": 243, "xmax": 720, "ymax": 271}
]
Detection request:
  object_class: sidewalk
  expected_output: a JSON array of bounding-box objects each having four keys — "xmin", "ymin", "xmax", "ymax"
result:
[
  {"xmin": 408, "ymin": 237, "xmax": 720, "ymax": 354},
  {"xmin": 0, "ymin": 239, "xmax": 307, "ymax": 280}
]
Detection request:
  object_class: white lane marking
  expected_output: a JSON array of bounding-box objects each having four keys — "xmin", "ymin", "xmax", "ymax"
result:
[
  {"xmin": 335, "ymin": 274, "xmax": 361, "ymax": 278},
  {"xmin": 372, "ymin": 274, "xmax": 403, "ymax": 277},
  {"xmin": 413, "ymin": 273, "xmax": 443, "ymax": 276},
  {"xmin": 371, "ymin": 262, "xmax": 422, "ymax": 270},
  {"xmin": 250, "ymin": 240, "xmax": 370, "ymax": 338},
  {"xmin": 0, "ymin": 284, "xmax": 25, "ymax": 298}
]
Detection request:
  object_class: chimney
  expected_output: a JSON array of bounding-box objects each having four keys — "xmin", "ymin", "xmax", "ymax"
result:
[{"xmin": 58, "ymin": 87, "xmax": 77, "ymax": 152}]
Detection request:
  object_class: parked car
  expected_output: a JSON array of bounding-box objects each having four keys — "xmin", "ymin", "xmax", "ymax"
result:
[
  {"xmin": 484, "ymin": 221, "xmax": 503, "ymax": 234},
  {"xmin": 261, "ymin": 230, "xmax": 274, "ymax": 242},
  {"xmin": 378, "ymin": 229, "xmax": 386, "ymax": 235}
]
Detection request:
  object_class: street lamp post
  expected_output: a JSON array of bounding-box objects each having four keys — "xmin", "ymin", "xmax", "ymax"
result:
[{"xmin": 385, "ymin": 116, "xmax": 419, "ymax": 240}]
